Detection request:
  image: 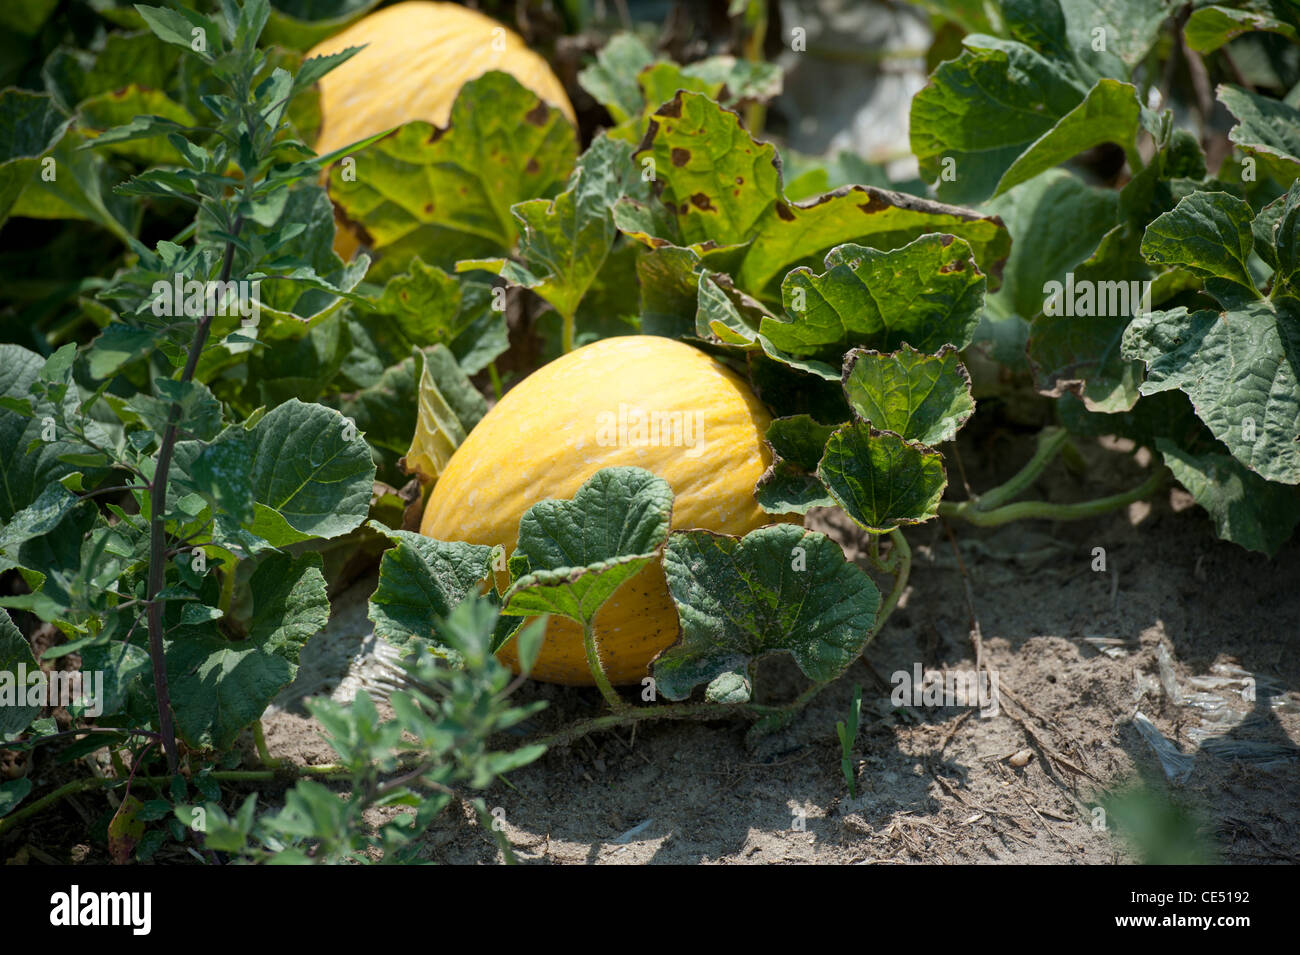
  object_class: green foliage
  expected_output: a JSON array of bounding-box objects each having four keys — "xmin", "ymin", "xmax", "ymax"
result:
[
  {"xmin": 0, "ymin": 0, "xmax": 394, "ymax": 821},
  {"xmin": 578, "ymin": 33, "xmax": 782, "ymax": 143},
  {"xmin": 176, "ymin": 595, "xmax": 547, "ymax": 864},
  {"xmin": 503, "ymin": 468, "xmax": 674, "ymax": 627},
  {"xmin": 652, "ymin": 524, "xmax": 881, "ymax": 701},
  {"xmin": 2, "ymin": 0, "xmax": 1299, "ymax": 857},
  {"xmin": 908, "ymin": 0, "xmax": 1300, "ymax": 554}
]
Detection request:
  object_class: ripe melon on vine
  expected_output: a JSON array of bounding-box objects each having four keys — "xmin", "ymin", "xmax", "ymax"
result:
[
  {"xmin": 420, "ymin": 336, "xmax": 793, "ymax": 685},
  {"xmin": 307, "ymin": 1, "xmax": 576, "ymax": 258}
]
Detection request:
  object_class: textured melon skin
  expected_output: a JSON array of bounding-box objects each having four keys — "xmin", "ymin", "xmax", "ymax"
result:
[
  {"xmin": 307, "ymin": 1, "xmax": 576, "ymax": 259},
  {"xmin": 420, "ymin": 336, "xmax": 791, "ymax": 685}
]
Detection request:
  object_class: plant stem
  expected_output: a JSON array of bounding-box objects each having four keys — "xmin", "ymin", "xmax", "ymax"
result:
[
  {"xmin": 536, "ymin": 702, "xmax": 753, "ymax": 749},
  {"xmin": 939, "ymin": 468, "xmax": 1167, "ymax": 527},
  {"xmin": 581, "ymin": 618, "xmax": 624, "ymax": 711},
  {"xmin": 974, "ymin": 426, "xmax": 1069, "ymax": 511},
  {"xmin": 0, "ymin": 763, "xmax": 352, "ymax": 838},
  {"xmin": 252, "ymin": 720, "xmax": 280, "ymax": 768},
  {"xmin": 560, "ymin": 309, "xmax": 576, "ymax": 354},
  {"xmin": 145, "ymin": 223, "xmax": 243, "ymax": 775},
  {"xmin": 866, "ymin": 534, "xmax": 891, "ymax": 573},
  {"xmin": 740, "ymin": 0, "xmax": 769, "ymax": 135},
  {"xmin": 218, "ymin": 556, "xmax": 238, "ymax": 615},
  {"xmin": 875, "ymin": 529, "xmax": 911, "ymax": 628}
]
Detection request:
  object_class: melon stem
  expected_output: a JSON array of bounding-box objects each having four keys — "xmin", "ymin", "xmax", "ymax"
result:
[
  {"xmin": 939, "ymin": 467, "xmax": 1167, "ymax": 527},
  {"xmin": 582, "ymin": 619, "xmax": 624, "ymax": 710},
  {"xmin": 560, "ymin": 310, "xmax": 576, "ymax": 354},
  {"xmin": 874, "ymin": 529, "xmax": 911, "ymax": 627}
]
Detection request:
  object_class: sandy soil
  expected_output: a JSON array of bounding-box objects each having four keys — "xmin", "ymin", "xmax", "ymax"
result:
[{"xmin": 258, "ymin": 430, "xmax": 1300, "ymax": 865}]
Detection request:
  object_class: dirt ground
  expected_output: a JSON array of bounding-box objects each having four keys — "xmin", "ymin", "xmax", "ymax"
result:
[{"xmin": 261, "ymin": 428, "xmax": 1300, "ymax": 865}]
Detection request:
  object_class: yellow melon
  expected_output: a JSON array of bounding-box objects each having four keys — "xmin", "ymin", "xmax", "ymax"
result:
[
  {"xmin": 307, "ymin": 1, "xmax": 576, "ymax": 259},
  {"xmin": 420, "ymin": 335, "xmax": 791, "ymax": 685}
]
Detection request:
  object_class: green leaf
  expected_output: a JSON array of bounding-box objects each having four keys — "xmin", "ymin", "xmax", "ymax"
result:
[
  {"xmin": 993, "ymin": 78, "xmax": 1142, "ymax": 196},
  {"xmin": 984, "ymin": 170, "xmax": 1120, "ymax": 323},
  {"xmin": 0, "ymin": 89, "xmax": 73, "ymax": 225},
  {"xmin": 637, "ymin": 244, "xmax": 717, "ymax": 338},
  {"xmin": 180, "ymin": 400, "xmax": 376, "ymax": 546},
  {"xmin": 402, "ymin": 345, "xmax": 487, "ymax": 484},
  {"xmin": 912, "ymin": 0, "xmax": 1000, "ymax": 33},
  {"xmin": 818, "ymin": 423, "xmax": 947, "ymax": 532},
  {"xmin": 78, "ymin": 640, "xmax": 151, "ymax": 720},
  {"xmin": 766, "ymin": 415, "xmax": 840, "ymax": 471},
  {"xmin": 126, "ymin": 378, "xmax": 223, "ymax": 441},
  {"xmin": 911, "ymin": 43, "xmax": 1088, "ymax": 204},
  {"xmin": 1140, "ymin": 190, "xmax": 1259, "ymax": 301},
  {"xmin": 447, "ymin": 281, "xmax": 510, "ymax": 374},
  {"xmin": 10, "ymin": 128, "xmax": 133, "ymax": 243},
  {"xmin": 292, "ymin": 45, "xmax": 364, "ymax": 94},
  {"xmin": 652, "ymin": 524, "xmax": 880, "ymax": 700},
  {"xmin": 578, "ymin": 33, "xmax": 782, "ymax": 142},
  {"xmin": 764, "ymin": 235, "xmax": 986, "ymax": 368},
  {"xmin": 460, "ymin": 134, "xmax": 641, "ymax": 322},
  {"xmin": 1027, "ymin": 224, "xmax": 1149, "ymax": 412},
  {"xmin": 638, "ymin": 58, "xmax": 781, "ymax": 119},
  {"xmin": 327, "ymin": 71, "xmax": 577, "ymax": 277},
  {"xmin": 0, "ymin": 610, "xmax": 41, "ymax": 738},
  {"xmin": 1156, "ymin": 439, "xmax": 1300, "ymax": 556},
  {"xmin": 1126, "ymin": 192, "xmax": 1299, "ymax": 482},
  {"xmin": 695, "ymin": 270, "xmax": 774, "ymax": 346},
  {"xmin": 254, "ymin": 186, "xmax": 370, "ymax": 328},
  {"xmin": 1185, "ymin": 6, "xmax": 1297, "ymax": 53},
  {"xmin": 1123, "ymin": 300, "xmax": 1300, "ymax": 484},
  {"xmin": 622, "ymin": 91, "xmax": 780, "ymax": 250},
  {"xmin": 0, "ymin": 344, "xmax": 107, "ymax": 521},
  {"xmin": 87, "ymin": 323, "xmax": 158, "ymax": 379},
  {"xmin": 754, "ymin": 415, "xmax": 838, "ymax": 515},
  {"xmin": 367, "ymin": 258, "xmax": 468, "ymax": 348},
  {"xmin": 1271, "ymin": 182, "xmax": 1300, "ymax": 294},
  {"xmin": 577, "ymin": 33, "xmax": 657, "ymax": 125},
  {"xmin": 135, "ymin": 4, "xmax": 217, "ymax": 57},
  {"xmin": 0, "ymin": 0, "xmax": 58, "ymax": 37},
  {"xmin": 42, "ymin": 31, "xmax": 181, "ymax": 112},
  {"xmin": 187, "ymin": 433, "xmax": 255, "ymax": 526},
  {"xmin": 78, "ymin": 85, "xmax": 197, "ymax": 164},
  {"xmin": 246, "ymin": 399, "xmax": 375, "ymax": 540},
  {"xmin": 503, "ymin": 468, "xmax": 674, "ymax": 626},
  {"xmin": 338, "ymin": 354, "xmax": 419, "ymax": 476},
  {"xmin": 842, "ymin": 344, "xmax": 975, "ymax": 445},
  {"xmin": 1058, "ymin": 0, "xmax": 1173, "ymax": 73},
  {"xmin": 169, "ymin": 553, "xmax": 329, "ymax": 749},
  {"xmin": 1218, "ymin": 84, "xmax": 1300, "ymax": 181},
  {"xmin": 0, "ymin": 484, "xmax": 84, "ymax": 554},
  {"xmin": 367, "ymin": 523, "xmax": 496, "ymax": 653}
]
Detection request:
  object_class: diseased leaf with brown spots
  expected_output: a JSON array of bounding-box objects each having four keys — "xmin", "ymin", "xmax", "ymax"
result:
[{"xmin": 614, "ymin": 92, "xmax": 1009, "ymax": 309}]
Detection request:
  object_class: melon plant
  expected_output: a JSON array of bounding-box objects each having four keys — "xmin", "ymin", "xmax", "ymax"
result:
[
  {"xmin": 0, "ymin": 0, "xmax": 1296, "ymax": 862},
  {"xmin": 420, "ymin": 335, "xmax": 787, "ymax": 687}
]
